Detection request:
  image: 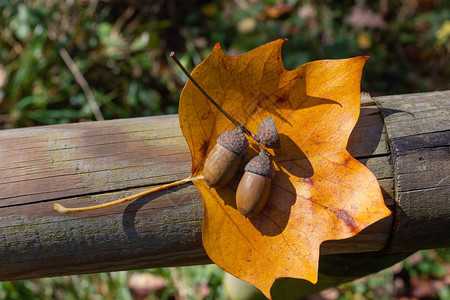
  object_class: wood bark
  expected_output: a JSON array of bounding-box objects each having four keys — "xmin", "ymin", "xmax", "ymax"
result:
[
  {"xmin": 0, "ymin": 91, "xmax": 448, "ymax": 281},
  {"xmin": 374, "ymin": 91, "xmax": 450, "ymax": 252}
]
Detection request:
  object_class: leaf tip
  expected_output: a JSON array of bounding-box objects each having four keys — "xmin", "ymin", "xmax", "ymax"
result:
[
  {"xmin": 275, "ymin": 38, "xmax": 288, "ymax": 47},
  {"xmin": 211, "ymin": 42, "xmax": 228, "ymax": 58}
]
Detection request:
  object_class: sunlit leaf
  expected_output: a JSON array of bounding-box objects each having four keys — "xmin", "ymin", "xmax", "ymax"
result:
[{"xmin": 179, "ymin": 39, "xmax": 390, "ymax": 298}]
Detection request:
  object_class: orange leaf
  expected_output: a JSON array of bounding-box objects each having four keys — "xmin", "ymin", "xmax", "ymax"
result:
[{"xmin": 178, "ymin": 39, "xmax": 391, "ymax": 299}]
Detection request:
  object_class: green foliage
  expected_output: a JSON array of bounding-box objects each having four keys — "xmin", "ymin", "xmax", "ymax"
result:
[
  {"xmin": 1, "ymin": 0, "xmax": 449, "ymax": 128},
  {"xmin": 0, "ymin": 0, "xmax": 182, "ymax": 128},
  {"xmin": 0, "ymin": 266, "xmax": 225, "ymax": 300},
  {"xmin": 337, "ymin": 249, "xmax": 450, "ymax": 300},
  {"xmin": 0, "ymin": 272, "xmax": 131, "ymax": 300}
]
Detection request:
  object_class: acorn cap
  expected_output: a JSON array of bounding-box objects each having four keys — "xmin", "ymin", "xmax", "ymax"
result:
[
  {"xmin": 255, "ymin": 117, "xmax": 281, "ymax": 149},
  {"xmin": 244, "ymin": 151, "xmax": 274, "ymax": 178},
  {"xmin": 217, "ymin": 129, "xmax": 249, "ymax": 158}
]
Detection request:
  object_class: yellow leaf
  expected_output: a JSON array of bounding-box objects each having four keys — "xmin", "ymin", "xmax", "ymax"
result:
[{"xmin": 178, "ymin": 39, "xmax": 390, "ymax": 298}]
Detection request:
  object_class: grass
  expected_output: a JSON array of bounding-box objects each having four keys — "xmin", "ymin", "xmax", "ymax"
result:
[
  {"xmin": 1, "ymin": 249, "xmax": 448, "ymax": 299},
  {"xmin": 1, "ymin": 266, "xmax": 225, "ymax": 300}
]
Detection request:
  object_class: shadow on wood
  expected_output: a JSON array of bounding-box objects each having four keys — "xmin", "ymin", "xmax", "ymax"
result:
[{"xmin": 0, "ymin": 91, "xmax": 448, "ymax": 283}]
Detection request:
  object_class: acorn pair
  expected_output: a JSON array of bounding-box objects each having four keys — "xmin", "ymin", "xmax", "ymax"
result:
[{"xmin": 203, "ymin": 117, "xmax": 280, "ymax": 217}]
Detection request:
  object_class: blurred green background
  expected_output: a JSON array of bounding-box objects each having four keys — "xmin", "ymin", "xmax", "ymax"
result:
[
  {"xmin": 0, "ymin": 0, "xmax": 449, "ymax": 299},
  {"xmin": 1, "ymin": 0, "xmax": 449, "ymax": 128}
]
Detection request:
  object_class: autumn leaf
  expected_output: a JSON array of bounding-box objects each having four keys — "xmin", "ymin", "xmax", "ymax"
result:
[{"xmin": 178, "ymin": 39, "xmax": 391, "ymax": 299}]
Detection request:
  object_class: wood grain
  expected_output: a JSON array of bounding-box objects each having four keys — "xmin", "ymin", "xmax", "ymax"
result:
[
  {"xmin": 1, "ymin": 116, "xmax": 208, "ymax": 280},
  {"xmin": 374, "ymin": 90, "xmax": 450, "ymax": 252},
  {"xmin": 1, "ymin": 91, "xmax": 447, "ymax": 281}
]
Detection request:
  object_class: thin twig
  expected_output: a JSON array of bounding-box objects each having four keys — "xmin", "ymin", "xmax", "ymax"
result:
[
  {"xmin": 170, "ymin": 52, "xmax": 242, "ymax": 128},
  {"xmin": 59, "ymin": 48, "xmax": 104, "ymax": 121},
  {"xmin": 170, "ymin": 52, "xmax": 262, "ymax": 150}
]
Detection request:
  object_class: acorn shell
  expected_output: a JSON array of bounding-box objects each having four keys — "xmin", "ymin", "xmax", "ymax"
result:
[
  {"xmin": 203, "ymin": 143, "xmax": 241, "ymax": 188},
  {"xmin": 236, "ymin": 172, "xmax": 271, "ymax": 217},
  {"xmin": 203, "ymin": 129, "xmax": 249, "ymax": 188},
  {"xmin": 236, "ymin": 151, "xmax": 275, "ymax": 217},
  {"xmin": 255, "ymin": 117, "xmax": 281, "ymax": 149}
]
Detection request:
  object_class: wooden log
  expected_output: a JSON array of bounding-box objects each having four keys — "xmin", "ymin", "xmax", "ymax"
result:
[
  {"xmin": 373, "ymin": 91, "xmax": 450, "ymax": 252},
  {"xmin": 0, "ymin": 91, "xmax": 447, "ymax": 282}
]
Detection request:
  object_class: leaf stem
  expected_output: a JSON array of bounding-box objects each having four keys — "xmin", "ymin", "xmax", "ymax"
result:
[
  {"xmin": 170, "ymin": 52, "xmax": 263, "ymax": 150},
  {"xmin": 170, "ymin": 52, "xmax": 240, "ymax": 128},
  {"xmin": 54, "ymin": 176, "xmax": 203, "ymax": 214}
]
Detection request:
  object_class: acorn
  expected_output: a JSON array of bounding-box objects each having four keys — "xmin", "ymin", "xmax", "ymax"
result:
[
  {"xmin": 236, "ymin": 150, "xmax": 275, "ymax": 217},
  {"xmin": 203, "ymin": 128, "xmax": 249, "ymax": 188},
  {"xmin": 255, "ymin": 117, "xmax": 281, "ymax": 149}
]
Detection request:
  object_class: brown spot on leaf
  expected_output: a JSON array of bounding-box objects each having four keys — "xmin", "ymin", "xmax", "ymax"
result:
[
  {"xmin": 328, "ymin": 207, "xmax": 357, "ymax": 232},
  {"xmin": 201, "ymin": 111, "xmax": 211, "ymax": 120},
  {"xmin": 200, "ymin": 141, "xmax": 209, "ymax": 157},
  {"xmin": 250, "ymin": 102, "xmax": 262, "ymax": 115},
  {"xmin": 342, "ymin": 157, "xmax": 351, "ymax": 167}
]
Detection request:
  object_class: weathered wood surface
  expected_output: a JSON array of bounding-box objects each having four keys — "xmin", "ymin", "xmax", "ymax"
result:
[
  {"xmin": 0, "ymin": 91, "xmax": 447, "ymax": 281},
  {"xmin": 374, "ymin": 91, "xmax": 450, "ymax": 252}
]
